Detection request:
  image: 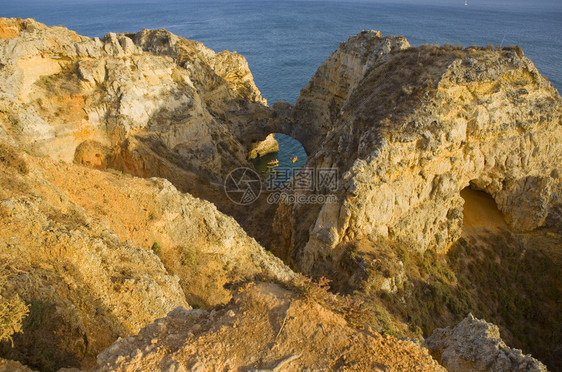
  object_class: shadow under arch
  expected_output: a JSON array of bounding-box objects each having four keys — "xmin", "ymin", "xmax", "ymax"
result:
[{"xmin": 460, "ymin": 182, "xmax": 507, "ymax": 230}]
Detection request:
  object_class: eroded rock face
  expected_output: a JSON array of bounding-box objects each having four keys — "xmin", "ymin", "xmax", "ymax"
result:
[
  {"xmin": 247, "ymin": 132, "xmax": 279, "ymax": 159},
  {"xmin": 0, "ymin": 144, "xmax": 295, "ymax": 370},
  {"xmin": 275, "ymin": 34, "xmax": 562, "ymax": 272},
  {"xmin": 0, "ymin": 19, "xmax": 559, "ymax": 371},
  {"xmin": 424, "ymin": 314, "xmax": 547, "ymax": 372},
  {"xmin": 278, "ymin": 31, "xmax": 410, "ymax": 154},
  {"xmin": 0, "ymin": 18, "xmax": 269, "ymax": 185},
  {"xmin": 0, "ymin": 146, "xmax": 188, "ymax": 370},
  {"xmin": 0, "ymin": 17, "xmax": 287, "ymax": 252},
  {"xmin": 93, "ymin": 282, "xmax": 445, "ymax": 372}
]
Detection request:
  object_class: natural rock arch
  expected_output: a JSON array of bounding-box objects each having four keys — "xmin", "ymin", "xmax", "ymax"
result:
[{"xmin": 271, "ymin": 33, "xmax": 562, "ymax": 273}]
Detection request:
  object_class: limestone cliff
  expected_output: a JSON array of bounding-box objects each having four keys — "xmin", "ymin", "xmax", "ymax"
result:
[
  {"xmin": 273, "ymin": 32, "xmax": 562, "ymax": 273},
  {"xmin": 425, "ymin": 314, "xmax": 547, "ymax": 371},
  {"xmin": 0, "ymin": 17, "xmax": 282, "ymax": 251},
  {"xmin": 0, "ymin": 18, "xmax": 269, "ymax": 186},
  {"xmin": 268, "ymin": 32, "xmax": 561, "ymax": 369},
  {"xmin": 1, "ymin": 18, "xmax": 560, "ymax": 371},
  {"xmin": 247, "ymin": 132, "xmax": 279, "ymax": 159},
  {"xmin": 284, "ymin": 31, "xmax": 410, "ymax": 154}
]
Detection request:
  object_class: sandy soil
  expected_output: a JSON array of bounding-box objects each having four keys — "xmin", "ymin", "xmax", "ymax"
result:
[{"xmin": 94, "ymin": 282, "xmax": 445, "ymax": 372}]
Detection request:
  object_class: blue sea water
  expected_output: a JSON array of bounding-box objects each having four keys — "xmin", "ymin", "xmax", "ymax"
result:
[
  {"xmin": 3, "ymin": 0, "xmax": 559, "ymax": 181},
  {"xmin": 2, "ymin": 0, "xmax": 561, "ymax": 105},
  {"xmin": 251, "ymin": 133, "xmax": 308, "ymax": 187}
]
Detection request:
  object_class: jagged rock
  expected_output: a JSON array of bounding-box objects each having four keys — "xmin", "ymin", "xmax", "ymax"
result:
[
  {"xmin": 0, "ymin": 17, "xmax": 281, "ymax": 249},
  {"xmin": 285, "ymin": 30, "xmax": 410, "ymax": 154},
  {"xmin": 93, "ymin": 282, "xmax": 445, "ymax": 371},
  {"xmin": 0, "ymin": 144, "xmax": 295, "ymax": 370},
  {"xmin": 424, "ymin": 314, "xmax": 548, "ymax": 371},
  {"xmin": 0, "ymin": 19, "xmax": 558, "ymax": 372},
  {"xmin": 0, "ymin": 18, "xmax": 269, "ymax": 184},
  {"xmin": 273, "ymin": 31, "xmax": 562, "ymax": 272},
  {"xmin": 0, "ymin": 358, "xmax": 36, "ymax": 372},
  {"xmin": 247, "ymin": 132, "xmax": 279, "ymax": 159}
]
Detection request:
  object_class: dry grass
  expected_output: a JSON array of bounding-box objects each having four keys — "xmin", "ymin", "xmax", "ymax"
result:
[
  {"xmin": 335, "ymin": 230, "xmax": 561, "ymax": 370},
  {"xmin": 317, "ymin": 225, "xmax": 560, "ymax": 370},
  {"xmin": 287, "ymin": 274, "xmax": 407, "ymax": 338},
  {"xmin": 0, "ymin": 267, "xmax": 29, "ymax": 346}
]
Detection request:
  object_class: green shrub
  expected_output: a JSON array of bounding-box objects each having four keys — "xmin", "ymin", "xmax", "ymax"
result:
[{"xmin": 151, "ymin": 242, "xmax": 161, "ymax": 255}]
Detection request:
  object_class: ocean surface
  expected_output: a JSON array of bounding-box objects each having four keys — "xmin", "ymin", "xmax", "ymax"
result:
[
  {"xmin": 251, "ymin": 133, "xmax": 308, "ymax": 187},
  {"xmin": 2, "ymin": 0, "xmax": 560, "ymax": 179},
  {"xmin": 2, "ymin": 0, "xmax": 561, "ymax": 105}
]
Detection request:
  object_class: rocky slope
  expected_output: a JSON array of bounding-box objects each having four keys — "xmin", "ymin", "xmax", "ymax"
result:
[
  {"xmin": 93, "ymin": 282, "xmax": 445, "ymax": 372},
  {"xmin": 0, "ymin": 144, "xmax": 187, "ymax": 370},
  {"xmin": 425, "ymin": 314, "xmax": 547, "ymax": 371},
  {"xmin": 0, "ymin": 142, "xmax": 294, "ymax": 370},
  {"xmin": 1, "ymin": 18, "xmax": 560, "ymax": 371},
  {"xmin": 0, "ymin": 17, "xmax": 277, "ymax": 247}
]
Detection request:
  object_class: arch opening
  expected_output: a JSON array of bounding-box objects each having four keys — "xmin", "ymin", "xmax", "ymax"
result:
[
  {"xmin": 460, "ymin": 183, "xmax": 506, "ymax": 230},
  {"xmin": 250, "ymin": 133, "xmax": 308, "ymax": 188}
]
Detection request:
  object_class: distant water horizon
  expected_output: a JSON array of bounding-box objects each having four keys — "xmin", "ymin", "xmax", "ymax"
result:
[{"xmin": 2, "ymin": 0, "xmax": 561, "ymax": 104}]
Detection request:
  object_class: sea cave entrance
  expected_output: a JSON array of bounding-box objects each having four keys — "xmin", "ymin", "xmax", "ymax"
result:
[
  {"xmin": 249, "ymin": 133, "xmax": 308, "ymax": 188},
  {"xmin": 460, "ymin": 183, "xmax": 506, "ymax": 229}
]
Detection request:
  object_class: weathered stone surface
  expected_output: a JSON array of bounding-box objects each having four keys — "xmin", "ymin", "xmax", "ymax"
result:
[
  {"xmin": 0, "ymin": 18, "xmax": 269, "ymax": 184},
  {"xmin": 0, "ymin": 17, "xmax": 283, "ymax": 250},
  {"xmin": 0, "ymin": 143, "xmax": 295, "ymax": 370},
  {"xmin": 0, "ymin": 358, "xmax": 36, "ymax": 372},
  {"xmin": 425, "ymin": 314, "xmax": 548, "ymax": 371},
  {"xmin": 93, "ymin": 282, "xmax": 445, "ymax": 372},
  {"xmin": 0, "ymin": 19, "xmax": 558, "ymax": 371},
  {"xmin": 274, "ymin": 34, "xmax": 562, "ymax": 272},
  {"xmin": 247, "ymin": 132, "xmax": 279, "ymax": 159},
  {"xmin": 285, "ymin": 31, "xmax": 410, "ymax": 155}
]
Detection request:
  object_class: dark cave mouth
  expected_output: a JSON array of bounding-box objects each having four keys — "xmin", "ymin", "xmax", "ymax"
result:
[{"xmin": 460, "ymin": 185, "xmax": 506, "ymax": 229}]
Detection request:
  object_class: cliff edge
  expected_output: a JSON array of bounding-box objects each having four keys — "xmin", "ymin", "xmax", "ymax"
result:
[{"xmin": 0, "ymin": 18, "xmax": 560, "ymax": 371}]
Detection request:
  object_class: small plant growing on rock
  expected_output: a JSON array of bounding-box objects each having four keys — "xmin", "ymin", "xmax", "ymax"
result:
[{"xmin": 151, "ymin": 242, "xmax": 161, "ymax": 255}]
